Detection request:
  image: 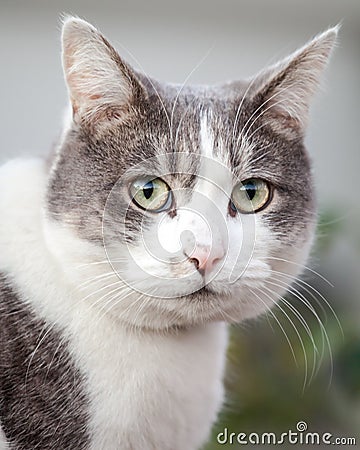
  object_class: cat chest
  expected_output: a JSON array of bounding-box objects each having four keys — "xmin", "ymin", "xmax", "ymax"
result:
[{"xmin": 69, "ymin": 320, "xmax": 227, "ymax": 450}]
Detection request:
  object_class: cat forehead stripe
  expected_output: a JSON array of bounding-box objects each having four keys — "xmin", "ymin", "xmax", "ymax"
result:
[{"xmin": 200, "ymin": 113, "xmax": 214, "ymax": 159}]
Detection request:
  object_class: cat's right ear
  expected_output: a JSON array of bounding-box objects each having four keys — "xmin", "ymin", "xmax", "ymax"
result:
[
  {"xmin": 247, "ymin": 27, "xmax": 338, "ymax": 139},
  {"xmin": 61, "ymin": 17, "xmax": 145, "ymax": 126}
]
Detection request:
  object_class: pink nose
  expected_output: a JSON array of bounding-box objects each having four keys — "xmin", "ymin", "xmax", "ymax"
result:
[{"xmin": 187, "ymin": 245, "xmax": 224, "ymax": 276}]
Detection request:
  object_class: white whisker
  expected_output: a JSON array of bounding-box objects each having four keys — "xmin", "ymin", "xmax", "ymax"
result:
[
  {"xmin": 170, "ymin": 45, "xmax": 214, "ymax": 145},
  {"xmin": 253, "ymin": 286, "xmax": 310, "ymax": 391},
  {"xmin": 267, "ymin": 276, "xmax": 335, "ymax": 387},
  {"xmin": 249, "ymin": 288, "xmax": 299, "ymax": 368},
  {"xmin": 235, "ymin": 85, "xmax": 289, "ymax": 147},
  {"xmin": 263, "ymin": 256, "xmax": 334, "ymax": 287},
  {"xmin": 112, "ymin": 42, "xmax": 172, "ymax": 138},
  {"xmin": 264, "ymin": 282, "xmax": 319, "ymax": 384},
  {"xmin": 78, "ymin": 271, "xmax": 117, "ymax": 290}
]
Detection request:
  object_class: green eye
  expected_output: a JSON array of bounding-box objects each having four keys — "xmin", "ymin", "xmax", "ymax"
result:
[
  {"xmin": 230, "ymin": 178, "xmax": 271, "ymax": 214},
  {"xmin": 129, "ymin": 177, "xmax": 172, "ymax": 212}
]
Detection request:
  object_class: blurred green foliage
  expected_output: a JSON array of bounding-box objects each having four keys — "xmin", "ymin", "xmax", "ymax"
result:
[{"xmin": 204, "ymin": 210, "xmax": 360, "ymax": 449}]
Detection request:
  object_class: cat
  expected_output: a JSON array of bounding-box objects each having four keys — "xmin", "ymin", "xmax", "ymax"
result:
[{"xmin": 0, "ymin": 17, "xmax": 337, "ymax": 450}]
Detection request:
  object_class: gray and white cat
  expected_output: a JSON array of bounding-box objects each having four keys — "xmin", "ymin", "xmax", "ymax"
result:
[{"xmin": 0, "ymin": 17, "xmax": 337, "ymax": 450}]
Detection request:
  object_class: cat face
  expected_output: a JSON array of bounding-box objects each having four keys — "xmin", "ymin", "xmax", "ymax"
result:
[{"xmin": 44, "ymin": 18, "xmax": 337, "ymax": 330}]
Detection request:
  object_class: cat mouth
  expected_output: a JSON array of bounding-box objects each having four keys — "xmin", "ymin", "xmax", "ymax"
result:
[
  {"xmin": 198, "ymin": 286, "xmax": 214, "ymax": 294},
  {"xmin": 181, "ymin": 284, "xmax": 220, "ymax": 300}
]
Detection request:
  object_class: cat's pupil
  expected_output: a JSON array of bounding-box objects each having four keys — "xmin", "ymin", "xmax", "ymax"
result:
[
  {"xmin": 143, "ymin": 182, "xmax": 154, "ymax": 199},
  {"xmin": 244, "ymin": 182, "xmax": 256, "ymax": 200}
]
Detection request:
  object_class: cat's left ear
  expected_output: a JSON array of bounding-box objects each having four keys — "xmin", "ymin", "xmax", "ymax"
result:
[
  {"xmin": 61, "ymin": 17, "xmax": 145, "ymax": 126},
  {"xmin": 249, "ymin": 26, "xmax": 339, "ymax": 137}
]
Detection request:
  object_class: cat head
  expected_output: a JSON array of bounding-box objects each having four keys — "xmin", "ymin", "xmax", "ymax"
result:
[{"xmin": 44, "ymin": 18, "xmax": 337, "ymax": 330}]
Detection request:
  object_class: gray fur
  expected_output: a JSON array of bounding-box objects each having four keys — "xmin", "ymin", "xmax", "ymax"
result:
[
  {"xmin": 47, "ymin": 25, "xmax": 338, "ymax": 247},
  {"xmin": 0, "ymin": 275, "xmax": 89, "ymax": 449},
  {"xmin": 1, "ymin": 18, "xmax": 337, "ymax": 449},
  {"xmin": 48, "ymin": 72, "xmax": 315, "ymax": 246}
]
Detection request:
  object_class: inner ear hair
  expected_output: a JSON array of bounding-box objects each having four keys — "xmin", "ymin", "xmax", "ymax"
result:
[
  {"xmin": 250, "ymin": 26, "xmax": 339, "ymax": 138},
  {"xmin": 61, "ymin": 17, "xmax": 145, "ymax": 127}
]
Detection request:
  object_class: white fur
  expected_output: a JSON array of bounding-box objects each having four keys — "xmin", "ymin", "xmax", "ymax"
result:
[
  {"xmin": 0, "ymin": 19, "xmax": 327, "ymax": 448},
  {"xmin": 0, "ymin": 152, "xmax": 313, "ymax": 448},
  {"xmin": 0, "ymin": 159, "xmax": 228, "ymax": 449},
  {"xmin": 0, "ymin": 425, "xmax": 9, "ymax": 450},
  {"xmin": 49, "ymin": 104, "xmax": 73, "ymax": 180},
  {"xmin": 200, "ymin": 113, "xmax": 214, "ymax": 159}
]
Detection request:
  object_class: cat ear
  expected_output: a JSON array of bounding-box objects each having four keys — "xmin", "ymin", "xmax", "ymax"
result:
[
  {"xmin": 250, "ymin": 26, "xmax": 339, "ymax": 137},
  {"xmin": 61, "ymin": 17, "xmax": 144, "ymax": 125}
]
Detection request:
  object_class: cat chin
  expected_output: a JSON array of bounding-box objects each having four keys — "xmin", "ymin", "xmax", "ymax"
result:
[
  {"xmin": 92, "ymin": 282, "xmax": 271, "ymax": 330},
  {"xmin": 110, "ymin": 241, "xmax": 314, "ymax": 330}
]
